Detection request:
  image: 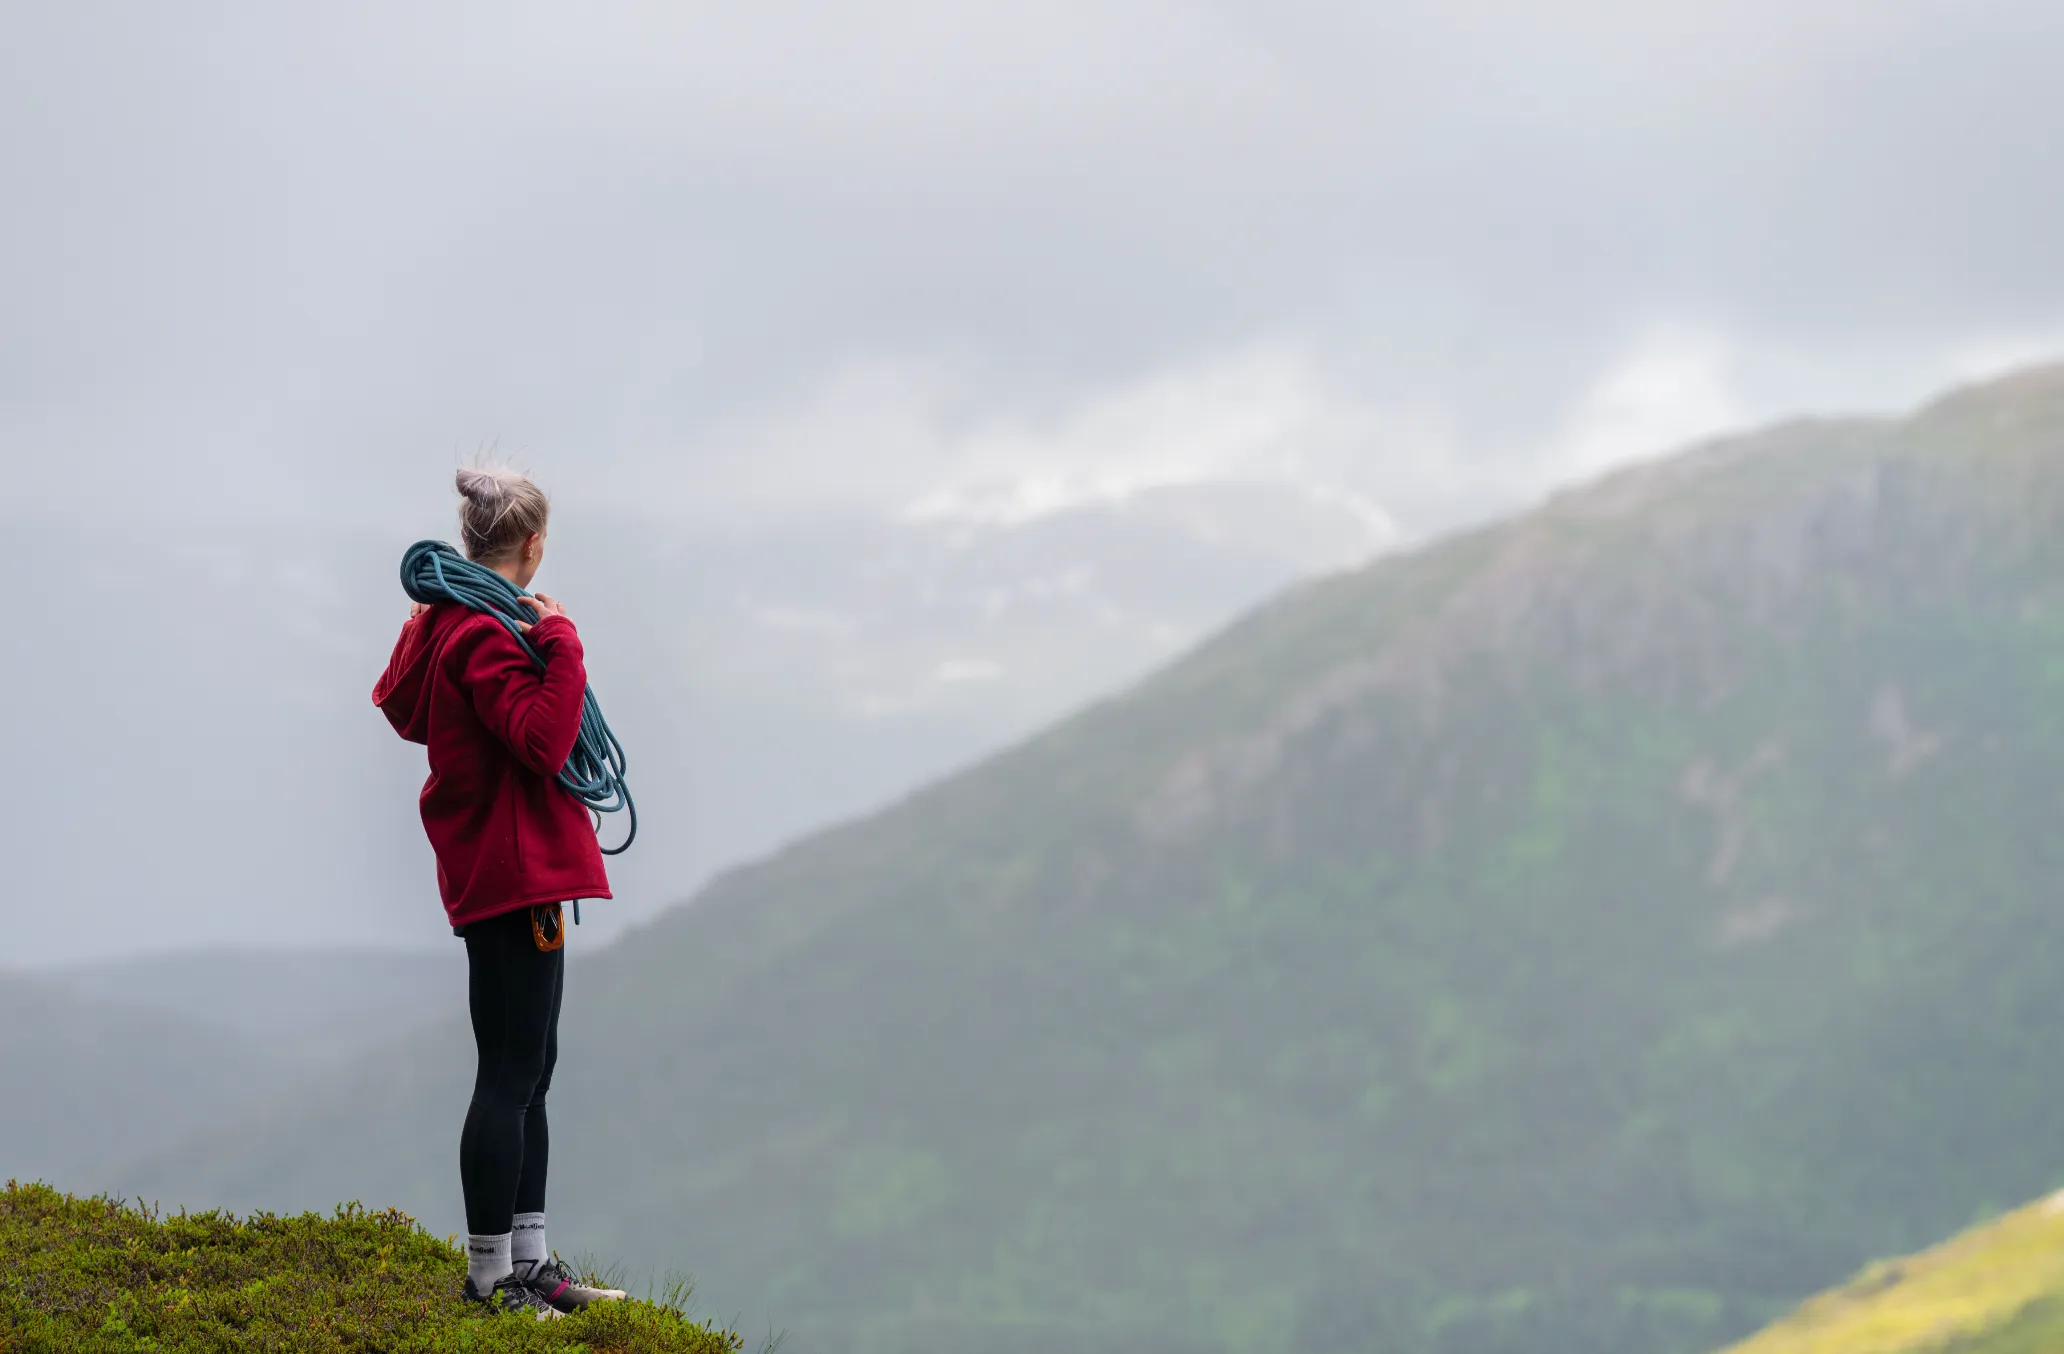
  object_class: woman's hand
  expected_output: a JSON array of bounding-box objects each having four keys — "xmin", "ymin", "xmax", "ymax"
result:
[
  {"xmin": 409, "ymin": 602, "xmax": 431, "ymax": 619},
  {"xmin": 516, "ymin": 593, "xmax": 569, "ymax": 631}
]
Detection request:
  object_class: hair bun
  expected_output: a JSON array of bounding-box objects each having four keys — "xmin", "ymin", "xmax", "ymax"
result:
[{"xmin": 454, "ymin": 466, "xmax": 505, "ymax": 502}]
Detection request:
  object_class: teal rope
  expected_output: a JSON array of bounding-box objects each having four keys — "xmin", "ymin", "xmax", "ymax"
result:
[{"xmin": 400, "ymin": 540, "xmax": 636, "ymax": 866}]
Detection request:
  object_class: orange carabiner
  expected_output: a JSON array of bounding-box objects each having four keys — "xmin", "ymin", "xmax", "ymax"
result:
[{"xmin": 531, "ymin": 903, "xmax": 565, "ymax": 953}]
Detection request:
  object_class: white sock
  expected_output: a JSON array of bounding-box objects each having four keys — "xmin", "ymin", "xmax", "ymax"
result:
[
  {"xmin": 511, "ymin": 1212, "xmax": 548, "ymax": 1276},
  {"xmin": 467, "ymin": 1232, "xmax": 513, "ymax": 1292}
]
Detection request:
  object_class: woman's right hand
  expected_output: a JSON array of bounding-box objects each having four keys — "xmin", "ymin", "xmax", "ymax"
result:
[{"xmin": 516, "ymin": 594, "xmax": 569, "ymax": 631}]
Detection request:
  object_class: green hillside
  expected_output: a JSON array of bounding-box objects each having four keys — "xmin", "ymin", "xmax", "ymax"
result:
[
  {"xmin": 0, "ymin": 1181, "xmax": 743, "ymax": 1352},
  {"xmin": 126, "ymin": 366, "xmax": 2064, "ymax": 1354},
  {"xmin": 1719, "ymin": 1190, "xmax": 2064, "ymax": 1354}
]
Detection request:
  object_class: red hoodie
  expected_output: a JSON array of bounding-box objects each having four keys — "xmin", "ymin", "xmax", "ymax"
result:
[{"xmin": 373, "ymin": 605, "xmax": 611, "ymax": 930}]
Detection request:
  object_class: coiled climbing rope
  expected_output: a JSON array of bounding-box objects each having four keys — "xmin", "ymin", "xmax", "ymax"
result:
[{"xmin": 400, "ymin": 539, "xmax": 636, "ymax": 858}]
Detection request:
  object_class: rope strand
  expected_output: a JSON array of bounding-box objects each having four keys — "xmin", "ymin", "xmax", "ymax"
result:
[{"xmin": 400, "ymin": 540, "xmax": 636, "ymax": 857}]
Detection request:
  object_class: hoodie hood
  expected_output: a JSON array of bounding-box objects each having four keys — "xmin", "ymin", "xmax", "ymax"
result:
[{"xmin": 372, "ymin": 605, "xmax": 481, "ymax": 743}]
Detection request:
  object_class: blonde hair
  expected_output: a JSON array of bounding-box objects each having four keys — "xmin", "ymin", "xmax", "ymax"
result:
[{"xmin": 454, "ymin": 466, "xmax": 550, "ymax": 562}]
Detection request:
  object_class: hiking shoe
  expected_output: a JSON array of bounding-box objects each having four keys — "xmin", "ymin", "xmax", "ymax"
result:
[
  {"xmin": 525, "ymin": 1255, "xmax": 629, "ymax": 1310},
  {"xmin": 464, "ymin": 1272, "xmax": 567, "ymax": 1319}
]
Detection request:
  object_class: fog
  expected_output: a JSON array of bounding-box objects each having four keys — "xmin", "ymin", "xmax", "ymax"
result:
[{"xmin": 6, "ymin": 0, "xmax": 2063, "ymax": 963}]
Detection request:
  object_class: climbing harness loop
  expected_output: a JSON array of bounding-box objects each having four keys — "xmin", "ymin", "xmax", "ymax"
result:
[{"xmin": 400, "ymin": 540, "xmax": 637, "ymax": 859}]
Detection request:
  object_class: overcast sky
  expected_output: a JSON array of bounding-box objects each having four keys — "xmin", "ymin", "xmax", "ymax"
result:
[{"xmin": 8, "ymin": 0, "xmax": 2063, "ymax": 540}]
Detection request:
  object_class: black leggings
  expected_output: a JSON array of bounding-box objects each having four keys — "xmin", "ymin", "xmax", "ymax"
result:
[{"xmin": 459, "ymin": 906, "xmax": 564, "ymax": 1236}]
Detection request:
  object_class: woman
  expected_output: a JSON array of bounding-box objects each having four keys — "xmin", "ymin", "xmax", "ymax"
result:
[{"xmin": 373, "ymin": 467, "xmax": 628, "ymax": 1318}]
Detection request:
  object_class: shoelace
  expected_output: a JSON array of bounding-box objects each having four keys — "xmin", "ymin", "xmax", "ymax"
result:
[{"xmin": 514, "ymin": 1257, "xmax": 585, "ymax": 1308}]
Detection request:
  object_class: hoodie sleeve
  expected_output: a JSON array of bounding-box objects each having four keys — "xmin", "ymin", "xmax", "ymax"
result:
[{"xmin": 450, "ymin": 613, "xmax": 589, "ymax": 778}]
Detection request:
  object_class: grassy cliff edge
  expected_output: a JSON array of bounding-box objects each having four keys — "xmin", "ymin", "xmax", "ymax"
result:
[
  {"xmin": 0, "ymin": 1181, "xmax": 750, "ymax": 1353},
  {"xmin": 1721, "ymin": 1190, "xmax": 2064, "ymax": 1354}
]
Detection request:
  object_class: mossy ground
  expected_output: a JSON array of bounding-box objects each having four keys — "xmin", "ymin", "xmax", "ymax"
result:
[
  {"xmin": 0, "ymin": 1181, "xmax": 752, "ymax": 1353},
  {"xmin": 1719, "ymin": 1191, "xmax": 2064, "ymax": 1354}
]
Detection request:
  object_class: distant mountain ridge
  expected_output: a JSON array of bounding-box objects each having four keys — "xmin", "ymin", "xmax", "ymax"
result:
[
  {"xmin": 0, "ymin": 951, "xmax": 465, "ymax": 1194},
  {"xmin": 0, "ymin": 973, "xmax": 286, "ymax": 1189},
  {"xmin": 127, "ymin": 366, "xmax": 2064, "ymax": 1354},
  {"xmin": 43, "ymin": 948, "xmax": 464, "ymax": 1059}
]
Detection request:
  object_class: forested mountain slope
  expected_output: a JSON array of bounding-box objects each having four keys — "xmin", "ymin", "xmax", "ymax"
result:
[{"xmin": 129, "ymin": 366, "xmax": 2064, "ymax": 1354}]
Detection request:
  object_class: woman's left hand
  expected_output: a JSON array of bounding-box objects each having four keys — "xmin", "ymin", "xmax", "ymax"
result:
[{"xmin": 516, "ymin": 594, "xmax": 569, "ymax": 631}]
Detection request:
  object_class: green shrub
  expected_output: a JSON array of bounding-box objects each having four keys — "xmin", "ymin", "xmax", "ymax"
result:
[{"xmin": 0, "ymin": 1181, "xmax": 749, "ymax": 1353}]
